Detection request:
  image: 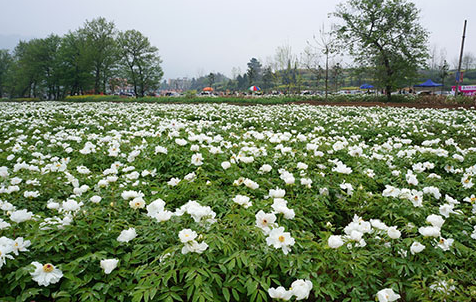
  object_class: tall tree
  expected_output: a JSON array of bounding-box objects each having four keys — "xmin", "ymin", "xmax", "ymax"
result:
[
  {"xmin": 301, "ymin": 45, "xmax": 322, "ymax": 90},
  {"xmin": 331, "ymin": 62, "xmax": 343, "ymax": 92},
  {"xmin": 80, "ymin": 17, "xmax": 118, "ymax": 94},
  {"xmin": 207, "ymin": 73, "xmax": 215, "ymax": 88},
  {"xmin": 117, "ymin": 29, "xmax": 163, "ymax": 98},
  {"xmin": 6, "ymin": 36, "xmax": 63, "ymax": 99},
  {"xmin": 333, "ymin": 0, "xmax": 429, "ymax": 101},
  {"xmin": 306, "ymin": 24, "xmax": 338, "ymax": 98},
  {"xmin": 36, "ymin": 35, "xmax": 62, "ymax": 99},
  {"xmin": 0, "ymin": 50, "xmax": 13, "ymax": 97},
  {"xmin": 246, "ymin": 58, "xmax": 262, "ymax": 86},
  {"xmin": 231, "ymin": 67, "xmax": 241, "ymax": 80},
  {"xmin": 57, "ymin": 31, "xmax": 94, "ymax": 95},
  {"xmin": 262, "ymin": 66, "xmax": 274, "ymax": 90},
  {"xmin": 8, "ymin": 40, "xmax": 44, "ymax": 98},
  {"xmin": 273, "ymin": 44, "xmax": 297, "ymax": 90}
]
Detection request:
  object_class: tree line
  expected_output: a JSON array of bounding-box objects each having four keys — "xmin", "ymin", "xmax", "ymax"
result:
[
  {"xmin": 0, "ymin": 17, "xmax": 163, "ymax": 99},
  {"xmin": 166, "ymin": 0, "xmax": 475, "ymax": 100}
]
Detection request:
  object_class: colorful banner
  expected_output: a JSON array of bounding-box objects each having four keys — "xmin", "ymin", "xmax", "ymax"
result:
[{"xmin": 452, "ymin": 85, "xmax": 476, "ymax": 96}]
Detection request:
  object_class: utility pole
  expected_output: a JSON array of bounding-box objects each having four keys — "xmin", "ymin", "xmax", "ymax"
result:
[{"xmin": 455, "ymin": 20, "xmax": 467, "ymax": 96}]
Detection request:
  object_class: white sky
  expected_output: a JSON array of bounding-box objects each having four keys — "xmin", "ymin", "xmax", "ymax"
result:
[{"xmin": 0, "ymin": 0, "xmax": 474, "ymax": 79}]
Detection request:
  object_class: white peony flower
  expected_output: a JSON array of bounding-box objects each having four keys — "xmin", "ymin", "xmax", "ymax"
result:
[
  {"xmin": 258, "ymin": 164, "xmax": 272, "ymax": 174},
  {"xmin": 154, "ymin": 210, "xmax": 173, "ymax": 222},
  {"xmin": 175, "ymin": 138, "xmax": 187, "ymax": 146},
  {"xmin": 0, "ymin": 243, "xmax": 14, "ymax": 268},
  {"xmin": 12, "ymin": 237, "xmax": 31, "ymax": 255},
  {"xmin": 387, "ymin": 227, "xmax": 401, "ymax": 239},
  {"xmin": 0, "ymin": 166, "xmax": 9, "ymax": 178},
  {"xmin": 10, "ymin": 209, "xmax": 33, "ymax": 223},
  {"xmin": 423, "ymin": 186, "xmax": 441, "ymax": 200},
  {"xmin": 100, "ymin": 259, "xmax": 119, "ymax": 274},
  {"xmin": 178, "ymin": 200, "xmax": 216, "ymax": 224},
  {"xmin": 382, "ymin": 185, "xmax": 400, "ymax": 198},
  {"xmin": 47, "ymin": 202, "xmax": 60, "ymax": 210},
  {"xmin": 191, "ymin": 153, "xmax": 203, "ymax": 166},
  {"xmin": 76, "ymin": 166, "xmax": 90, "ymax": 174},
  {"xmin": 290, "ymin": 279, "xmax": 313, "ymax": 300},
  {"xmin": 255, "ymin": 210, "xmax": 277, "ymax": 234},
  {"xmin": 98, "ymin": 179, "xmax": 109, "ymax": 187},
  {"xmin": 90, "ymin": 195, "xmax": 102, "ymax": 203},
  {"xmin": 281, "ymin": 173, "xmax": 295, "ymax": 185},
  {"xmin": 167, "ymin": 177, "xmax": 181, "ymax": 186},
  {"xmin": 349, "ymin": 230, "xmax": 363, "ymax": 241},
  {"xmin": 268, "ymin": 286, "xmax": 292, "ymax": 300},
  {"xmin": 146, "ymin": 198, "xmax": 166, "ymax": 216},
  {"xmin": 439, "ymin": 203, "xmax": 455, "ymax": 218},
  {"xmin": 30, "ymin": 262, "xmax": 63, "ymax": 286},
  {"xmin": 129, "ymin": 197, "xmax": 145, "ymax": 209},
  {"xmin": 221, "ymin": 161, "xmax": 231, "ymax": 169},
  {"xmin": 23, "ymin": 191, "xmax": 40, "ymax": 198},
  {"xmin": 232, "ymin": 195, "xmax": 252, "ymax": 208},
  {"xmin": 410, "ymin": 241, "xmax": 425, "ymax": 255},
  {"xmin": 121, "ymin": 190, "xmax": 142, "ymax": 200},
  {"xmin": 271, "ymin": 198, "xmax": 295, "ymax": 219},
  {"xmin": 266, "ymin": 226, "xmax": 295, "ymax": 255},
  {"xmin": 437, "ymin": 237, "xmax": 454, "ymax": 251},
  {"xmin": 184, "ymin": 172, "xmax": 196, "ymax": 182},
  {"xmin": 370, "ymin": 219, "xmax": 389, "ymax": 231},
  {"xmin": 181, "ymin": 240, "xmax": 208, "ymax": 254},
  {"xmin": 269, "ymin": 188, "xmax": 285, "ymax": 198},
  {"xmin": 406, "ymin": 170, "xmax": 419, "ymax": 186},
  {"xmin": 332, "ymin": 161, "xmax": 352, "ymax": 174},
  {"xmin": 418, "ymin": 226, "xmax": 441, "ymax": 237},
  {"xmin": 300, "ymin": 178, "xmax": 312, "ymax": 188},
  {"xmin": 376, "ymin": 288, "xmax": 401, "ymax": 302},
  {"xmin": 243, "ymin": 178, "xmax": 259, "ymax": 189},
  {"xmin": 426, "ymin": 214, "xmax": 445, "ymax": 229},
  {"xmin": 328, "ymin": 235, "xmax": 344, "ymax": 249},
  {"xmin": 0, "ymin": 218, "xmax": 11, "ymax": 230},
  {"xmin": 117, "ymin": 228, "xmax": 137, "ymax": 243},
  {"xmin": 178, "ymin": 229, "xmax": 197, "ymax": 243},
  {"xmin": 155, "ymin": 145, "xmax": 168, "ymax": 154}
]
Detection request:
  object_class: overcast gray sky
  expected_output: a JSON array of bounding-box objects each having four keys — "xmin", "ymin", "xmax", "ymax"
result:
[{"xmin": 0, "ymin": 0, "xmax": 474, "ymax": 79}]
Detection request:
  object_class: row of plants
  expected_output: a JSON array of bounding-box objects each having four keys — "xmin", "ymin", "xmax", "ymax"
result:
[{"xmin": 2, "ymin": 94, "xmax": 476, "ymax": 106}]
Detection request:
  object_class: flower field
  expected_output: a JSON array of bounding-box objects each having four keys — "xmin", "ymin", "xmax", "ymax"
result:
[{"xmin": 1, "ymin": 102, "xmax": 476, "ymax": 301}]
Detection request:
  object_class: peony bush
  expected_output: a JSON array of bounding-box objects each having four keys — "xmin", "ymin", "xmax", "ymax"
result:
[{"xmin": 1, "ymin": 102, "xmax": 476, "ymax": 301}]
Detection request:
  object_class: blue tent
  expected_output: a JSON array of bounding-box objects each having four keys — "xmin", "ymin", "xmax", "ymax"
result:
[
  {"xmin": 360, "ymin": 84, "xmax": 374, "ymax": 89},
  {"xmin": 414, "ymin": 79, "xmax": 443, "ymax": 87}
]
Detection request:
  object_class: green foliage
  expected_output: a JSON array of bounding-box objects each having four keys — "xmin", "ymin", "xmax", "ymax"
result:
[
  {"xmin": 0, "ymin": 17, "xmax": 162, "ymax": 100},
  {"xmin": 247, "ymin": 58, "xmax": 263, "ymax": 86},
  {"xmin": 80, "ymin": 17, "xmax": 119, "ymax": 95},
  {"xmin": 1, "ymin": 102, "xmax": 476, "ymax": 301},
  {"xmin": 117, "ymin": 30, "xmax": 164, "ymax": 98},
  {"xmin": 0, "ymin": 49, "xmax": 13, "ymax": 97}
]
